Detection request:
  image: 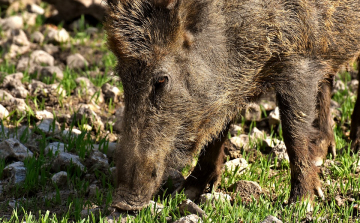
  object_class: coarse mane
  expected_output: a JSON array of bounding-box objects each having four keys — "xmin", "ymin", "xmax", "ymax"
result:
[{"xmin": 104, "ymin": 0, "xmax": 211, "ymax": 64}]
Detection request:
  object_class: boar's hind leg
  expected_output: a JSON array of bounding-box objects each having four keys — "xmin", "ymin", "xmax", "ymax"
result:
[
  {"xmin": 181, "ymin": 124, "xmax": 230, "ymax": 201},
  {"xmin": 350, "ymin": 57, "xmax": 360, "ymax": 152},
  {"xmin": 313, "ymin": 75, "xmax": 336, "ymax": 163},
  {"xmin": 275, "ymin": 59, "xmax": 328, "ymax": 207}
]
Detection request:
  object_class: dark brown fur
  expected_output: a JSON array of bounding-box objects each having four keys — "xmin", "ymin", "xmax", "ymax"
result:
[
  {"xmin": 350, "ymin": 57, "xmax": 360, "ymax": 152},
  {"xmin": 104, "ymin": 0, "xmax": 360, "ymax": 210}
]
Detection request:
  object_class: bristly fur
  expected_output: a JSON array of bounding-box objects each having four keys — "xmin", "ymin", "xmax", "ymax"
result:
[
  {"xmin": 104, "ymin": 0, "xmax": 360, "ymax": 210},
  {"xmin": 105, "ymin": 0, "xmax": 211, "ymax": 63}
]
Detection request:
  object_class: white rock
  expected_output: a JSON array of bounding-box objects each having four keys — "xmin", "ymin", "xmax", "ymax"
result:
[
  {"xmin": 348, "ymin": 79, "xmax": 359, "ymax": 92},
  {"xmin": 51, "ymin": 171, "xmax": 68, "ymax": 187},
  {"xmin": 11, "ymin": 85, "xmax": 29, "ymax": 98},
  {"xmin": 52, "ymin": 152, "xmax": 85, "ymax": 172},
  {"xmin": 37, "ymin": 118, "xmax": 60, "ymax": 133},
  {"xmin": 333, "ymin": 80, "xmax": 346, "ymax": 92},
  {"xmin": 230, "ymin": 135, "xmax": 250, "ymax": 150},
  {"xmin": 0, "ymin": 90, "xmax": 28, "ymax": 113},
  {"xmin": 335, "ymin": 195, "xmax": 344, "ymax": 207},
  {"xmin": 0, "ymin": 15, "xmax": 23, "ymax": 30},
  {"xmin": 31, "ymin": 31, "xmax": 44, "ymax": 44},
  {"xmin": 49, "ymin": 83, "xmax": 67, "ymax": 97},
  {"xmin": 0, "ymin": 104, "xmax": 9, "ymax": 119},
  {"xmin": 74, "ymin": 104, "xmax": 104, "ymax": 131},
  {"xmin": 28, "ymin": 80, "xmax": 66, "ymax": 97},
  {"xmin": 40, "ymin": 66, "xmax": 63, "ymax": 80},
  {"xmin": 35, "ymin": 110, "xmax": 54, "ymax": 120},
  {"xmin": 43, "ymin": 44, "xmax": 59, "ymax": 54},
  {"xmin": 45, "ymin": 142, "xmax": 66, "ymax": 154},
  {"xmin": 179, "ymin": 199, "xmax": 206, "ymax": 218},
  {"xmin": 16, "ymin": 57, "xmax": 31, "ymax": 72},
  {"xmin": 268, "ymin": 141, "xmax": 289, "ymax": 165},
  {"xmin": 3, "ymin": 161, "xmax": 27, "ymax": 184},
  {"xmin": 11, "ymin": 29, "xmax": 29, "ymax": 46},
  {"xmin": 102, "ymin": 83, "xmax": 121, "ymax": 101},
  {"xmin": 173, "ymin": 214, "xmax": 203, "ymax": 223},
  {"xmin": 199, "ymin": 192, "xmax": 231, "ymax": 205},
  {"xmin": 87, "ymin": 150, "xmax": 109, "ymax": 171},
  {"xmin": 223, "ymin": 158, "xmax": 248, "ymax": 174},
  {"xmin": 27, "ymin": 4, "xmax": 44, "ymax": 15},
  {"xmin": 269, "ymin": 107, "xmax": 280, "ymax": 126},
  {"xmin": 230, "ymin": 124, "xmax": 243, "ymax": 136},
  {"xmin": 4, "ymin": 43, "xmax": 29, "ymax": 59},
  {"xmin": 30, "ymin": 50, "xmax": 54, "ymax": 66},
  {"xmin": 0, "ymin": 138, "xmax": 33, "ymax": 161},
  {"xmin": 67, "ymin": 53, "xmax": 88, "ymax": 70},
  {"xmin": 12, "ymin": 98, "xmax": 29, "ymax": 113},
  {"xmin": 263, "ymin": 137, "xmax": 281, "ymax": 148},
  {"xmin": 148, "ymin": 201, "xmax": 164, "ymax": 215},
  {"xmin": 45, "ymin": 27, "xmax": 70, "ymax": 44},
  {"xmin": 0, "ymin": 90, "xmax": 14, "ymax": 101},
  {"xmin": 54, "ymin": 28, "xmax": 70, "ymax": 43},
  {"xmin": 3, "ymin": 29, "xmax": 30, "ymax": 59},
  {"xmin": 28, "ymin": 80, "xmax": 46, "ymax": 93},
  {"xmin": 75, "ymin": 77, "xmax": 94, "ymax": 88},
  {"xmin": 2, "ymin": 72, "xmax": 23, "ymax": 89},
  {"xmin": 44, "ymin": 26, "xmax": 57, "ymax": 41},
  {"xmin": 21, "ymin": 12, "xmax": 37, "ymax": 26},
  {"xmin": 242, "ymin": 103, "xmax": 262, "ymax": 121},
  {"xmin": 260, "ymin": 100, "xmax": 276, "ymax": 111},
  {"xmin": 62, "ymin": 128, "xmax": 82, "ymax": 137},
  {"xmin": 260, "ymin": 215, "xmax": 282, "ymax": 223},
  {"xmin": 250, "ymin": 127, "xmax": 266, "ymax": 140},
  {"xmin": 81, "ymin": 124, "xmax": 92, "ymax": 131}
]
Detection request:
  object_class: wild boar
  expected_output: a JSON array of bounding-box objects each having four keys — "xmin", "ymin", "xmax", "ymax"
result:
[{"xmin": 104, "ymin": 0, "xmax": 360, "ymax": 210}]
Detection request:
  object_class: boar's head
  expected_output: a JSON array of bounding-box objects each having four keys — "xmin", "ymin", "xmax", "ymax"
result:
[{"xmin": 105, "ymin": 0, "xmax": 248, "ymax": 210}]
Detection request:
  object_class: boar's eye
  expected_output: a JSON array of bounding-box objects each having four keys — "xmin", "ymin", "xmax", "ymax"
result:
[
  {"xmin": 151, "ymin": 76, "xmax": 169, "ymax": 107},
  {"xmin": 154, "ymin": 76, "xmax": 168, "ymax": 89}
]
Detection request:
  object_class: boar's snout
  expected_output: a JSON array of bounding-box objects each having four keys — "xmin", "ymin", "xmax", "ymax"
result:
[
  {"xmin": 112, "ymin": 187, "xmax": 151, "ymax": 211},
  {"xmin": 112, "ymin": 148, "xmax": 166, "ymax": 211}
]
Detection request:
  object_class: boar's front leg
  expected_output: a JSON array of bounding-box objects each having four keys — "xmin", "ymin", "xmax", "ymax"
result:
[
  {"xmin": 313, "ymin": 74, "xmax": 336, "ymax": 162},
  {"xmin": 350, "ymin": 57, "xmax": 360, "ymax": 152},
  {"xmin": 181, "ymin": 124, "xmax": 230, "ymax": 201},
  {"xmin": 275, "ymin": 58, "xmax": 329, "ymax": 207}
]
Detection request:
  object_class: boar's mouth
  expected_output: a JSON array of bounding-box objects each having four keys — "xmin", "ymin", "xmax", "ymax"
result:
[{"xmin": 112, "ymin": 187, "xmax": 151, "ymax": 211}]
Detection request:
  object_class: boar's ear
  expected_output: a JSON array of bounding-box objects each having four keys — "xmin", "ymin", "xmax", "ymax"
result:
[
  {"xmin": 182, "ymin": 1, "xmax": 209, "ymax": 33},
  {"xmin": 152, "ymin": 0, "xmax": 177, "ymax": 9}
]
